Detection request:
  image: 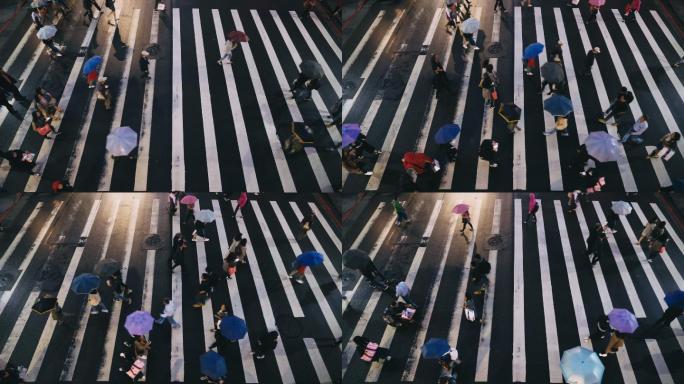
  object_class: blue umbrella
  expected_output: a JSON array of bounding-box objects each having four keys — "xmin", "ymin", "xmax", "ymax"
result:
[
  {"xmin": 543, "ymin": 94, "xmax": 573, "ymax": 117},
  {"xmin": 296, "ymin": 251, "xmax": 324, "ymax": 267},
  {"xmin": 664, "ymin": 291, "xmax": 684, "ymax": 308},
  {"xmin": 561, "ymin": 346, "xmax": 604, "ymax": 384},
  {"xmin": 523, "ymin": 42, "xmax": 544, "ymax": 59},
  {"xmin": 200, "ymin": 351, "xmax": 227, "ymax": 379},
  {"xmin": 71, "ymin": 273, "xmax": 100, "ymax": 294},
  {"xmin": 342, "ymin": 123, "xmax": 361, "ymax": 148},
  {"xmin": 219, "ymin": 315, "xmax": 247, "ymax": 340},
  {"xmin": 672, "ymin": 179, "xmax": 684, "ymax": 192},
  {"xmin": 82, "ymin": 55, "xmax": 102, "ymax": 75},
  {"xmin": 422, "ymin": 338, "xmax": 450, "ymax": 359},
  {"xmin": 434, "ymin": 124, "xmax": 461, "ymax": 144}
]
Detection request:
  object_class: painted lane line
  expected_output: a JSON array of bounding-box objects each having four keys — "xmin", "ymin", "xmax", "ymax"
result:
[
  {"xmin": 96, "ymin": 199, "xmax": 141, "ymax": 381},
  {"xmin": 231, "ymin": 201, "xmax": 295, "ymax": 383},
  {"xmin": 571, "ymin": 8, "xmax": 638, "ymax": 192},
  {"xmin": 289, "ymin": 202, "xmax": 340, "ymax": 292},
  {"xmin": 134, "ymin": 10, "xmax": 160, "ymax": 191},
  {"xmin": 250, "ymin": 201, "xmax": 305, "ymax": 317},
  {"xmin": 533, "ymin": 200, "xmax": 562, "ymax": 382},
  {"xmin": 650, "ymin": 10, "xmax": 684, "ymax": 56},
  {"xmin": 512, "ymin": 198, "xmax": 525, "ymax": 382},
  {"xmin": 367, "ymin": 9, "xmax": 442, "ymax": 190},
  {"xmin": 475, "ymin": 12, "xmax": 501, "ymax": 190},
  {"xmin": 232, "ymin": 10, "xmax": 296, "ymax": 193},
  {"xmin": 341, "ymin": 289, "xmax": 383, "ymax": 377},
  {"xmin": 270, "ymin": 201, "xmax": 341, "ymax": 339},
  {"xmin": 213, "ymin": 200, "xmax": 258, "ymax": 382},
  {"xmin": 644, "ymin": 146, "xmax": 673, "ymax": 187},
  {"xmin": 212, "ymin": 10, "xmax": 257, "ymax": 192},
  {"xmin": 0, "ymin": 202, "xmax": 43, "ymax": 269},
  {"xmin": 473, "ymin": 199, "xmax": 502, "ymax": 382},
  {"xmin": 0, "ymin": 109, "xmax": 34, "ymax": 185},
  {"xmin": 251, "ymin": 10, "xmax": 333, "ymax": 192},
  {"xmin": 441, "ymin": 7, "xmax": 484, "ymax": 189},
  {"xmin": 60, "ymin": 199, "xmax": 121, "ymax": 381},
  {"xmin": 342, "ymin": 9, "xmax": 405, "ymax": 120},
  {"xmin": 534, "ymin": 8, "xmax": 563, "ymax": 191},
  {"xmin": 25, "ymin": 200, "xmax": 102, "ymax": 381},
  {"xmin": 289, "ymin": 11, "xmax": 341, "ymax": 97},
  {"xmin": 342, "ymin": 10, "xmax": 385, "ymax": 77},
  {"xmin": 171, "ymin": 8, "xmax": 185, "ymax": 191},
  {"xmin": 303, "ymin": 338, "xmax": 332, "ymax": 384},
  {"xmin": 170, "ymin": 211, "xmax": 184, "ymax": 382},
  {"xmin": 98, "ymin": 8, "xmax": 141, "ymax": 191},
  {"xmin": 309, "ymin": 12, "xmax": 341, "ymax": 60},
  {"xmin": 350, "ymin": 202, "xmax": 386, "ymax": 249},
  {"xmin": 307, "ymin": 201, "xmax": 340, "ymax": 252},
  {"xmin": 512, "ymin": 7, "xmax": 526, "ymax": 190},
  {"xmin": 142, "ymin": 199, "xmax": 159, "ymax": 314},
  {"xmin": 63, "ymin": 5, "xmax": 122, "ymax": 187}
]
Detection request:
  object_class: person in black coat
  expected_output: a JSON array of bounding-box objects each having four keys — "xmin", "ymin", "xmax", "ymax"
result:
[
  {"xmin": 0, "ymin": 70, "xmax": 27, "ymax": 102},
  {"xmin": 252, "ymin": 331, "xmax": 279, "ymax": 359},
  {"xmin": 585, "ymin": 223, "xmax": 606, "ymax": 265},
  {"xmin": 0, "ymin": 150, "xmax": 38, "ymax": 175},
  {"xmin": 139, "ymin": 51, "xmax": 150, "ymax": 79},
  {"xmin": 580, "ymin": 47, "xmax": 600, "ymax": 77},
  {"xmin": 479, "ymin": 139, "xmax": 499, "ymax": 168}
]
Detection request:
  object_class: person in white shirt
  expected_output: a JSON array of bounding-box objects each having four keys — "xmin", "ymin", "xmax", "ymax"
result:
[
  {"xmin": 155, "ymin": 298, "xmax": 181, "ymax": 328},
  {"xmin": 620, "ymin": 115, "xmax": 648, "ymax": 145}
]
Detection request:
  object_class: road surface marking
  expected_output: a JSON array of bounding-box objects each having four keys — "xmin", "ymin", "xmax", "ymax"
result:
[
  {"xmin": 341, "ymin": 290, "xmax": 383, "ymax": 377},
  {"xmin": 644, "ymin": 146, "xmax": 673, "ymax": 187},
  {"xmin": 342, "ymin": 10, "xmax": 385, "ymax": 77},
  {"xmin": 2, "ymin": 25, "xmax": 35, "ymax": 72},
  {"xmin": 250, "ymin": 201, "xmax": 305, "ymax": 317},
  {"xmin": 303, "ymin": 338, "xmax": 332, "ymax": 384},
  {"xmin": 341, "ymin": 98, "xmax": 382, "ymax": 187},
  {"xmin": 512, "ymin": 198, "xmax": 525, "ymax": 382},
  {"xmin": 512, "ymin": 7, "xmax": 526, "ymax": 190},
  {"xmin": 142, "ymin": 199, "xmax": 159, "ymax": 314},
  {"xmin": 0, "ymin": 202, "xmax": 42, "ymax": 269},
  {"xmin": 309, "ymin": 12, "xmax": 341, "ymax": 60},
  {"xmin": 650, "ymin": 11, "xmax": 684, "ymax": 56},
  {"xmin": 171, "ymin": 8, "xmax": 185, "ymax": 191},
  {"xmin": 307, "ymin": 202, "xmax": 340, "ymax": 252},
  {"xmin": 648, "ymin": 203, "xmax": 684, "ymax": 284},
  {"xmin": 170, "ymin": 209, "xmax": 184, "ymax": 382},
  {"xmin": 350, "ymin": 202, "xmax": 386, "ymax": 249}
]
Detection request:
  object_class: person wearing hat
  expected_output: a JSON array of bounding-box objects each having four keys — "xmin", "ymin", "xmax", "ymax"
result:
[
  {"xmin": 581, "ymin": 47, "xmax": 600, "ymax": 77},
  {"xmin": 139, "ymin": 50, "xmax": 150, "ymax": 80}
]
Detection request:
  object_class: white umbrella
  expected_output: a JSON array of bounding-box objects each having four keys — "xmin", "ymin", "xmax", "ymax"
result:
[
  {"xmin": 611, "ymin": 201, "xmax": 632, "ymax": 215},
  {"xmin": 584, "ymin": 131, "xmax": 619, "ymax": 163},
  {"xmin": 461, "ymin": 18, "xmax": 480, "ymax": 35},
  {"xmin": 36, "ymin": 25, "xmax": 57, "ymax": 40},
  {"xmin": 196, "ymin": 209, "xmax": 216, "ymax": 223},
  {"xmin": 31, "ymin": 0, "xmax": 49, "ymax": 8},
  {"xmin": 106, "ymin": 126, "xmax": 138, "ymax": 157}
]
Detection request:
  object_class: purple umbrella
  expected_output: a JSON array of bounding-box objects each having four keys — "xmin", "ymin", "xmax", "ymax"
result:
[
  {"xmin": 342, "ymin": 123, "xmax": 361, "ymax": 148},
  {"xmin": 608, "ymin": 308, "xmax": 638, "ymax": 334},
  {"xmin": 125, "ymin": 310, "xmax": 155, "ymax": 336}
]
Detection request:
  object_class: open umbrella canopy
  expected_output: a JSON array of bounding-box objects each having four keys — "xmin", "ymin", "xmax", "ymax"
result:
[
  {"xmin": 611, "ymin": 201, "xmax": 632, "ymax": 215},
  {"xmin": 608, "ymin": 308, "xmax": 639, "ymax": 333},
  {"xmin": 452, "ymin": 203, "xmax": 469, "ymax": 214},
  {"xmin": 664, "ymin": 291, "xmax": 684, "ymax": 308},
  {"xmin": 94, "ymin": 258, "xmax": 121, "ymax": 276},
  {"xmin": 71, "ymin": 273, "xmax": 100, "ymax": 294},
  {"xmin": 342, "ymin": 123, "xmax": 361, "ymax": 148},
  {"xmin": 83, "ymin": 55, "xmax": 103, "ymax": 75},
  {"xmin": 36, "ymin": 25, "xmax": 57, "ymax": 41},
  {"xmin": 588, "ymin": 0, "xmax": 605, "ymax": 6},
  {"xmin": 434, "ymin": 124, "xmax": 461, "ymax": 144},
  {"xmin": 561, "ymin": 346, "xmax": 604, "ymax": 384},
  {"xmin": 106, "ymin": 126, "xmax": 138, "ymax": 157},
  {"xmin": 179, "ymin": 195, "xmax": 197, "ymax": 205},
  {"xmin": 498, "ymin": 103, "xmax": 521, "ymax": 123},
  {"xmin": 196, "ymin": 209, "xmax": 216, "ymax": 223},
  {"xmin": 31, "ymin": 0, "xmax": 49, "ymax": 8},
  {"xmin": 342, "ymin": 249, "xmax": 370, "ymax": 270},
  {"xmin": 219, "ymin": 315, "xmax": 247, "ymax": 340},
  {"xmin": 299, "ymin": 60, "xmax": 324, "ymax": 79},
  {"xmin": 541, "ymin": 62, "xmax": 565, "ymax": 83},
  {"xmin": 422, "ymin": 338, "xmax": 451, "ymax": 359},
  {"xmin": 125, "ymin": 311, "xmax": 155, "ymax": 336},
  {"xmin": 228, "ymin": 30, "xmax": 249, "ymax": 43},
  {"xmin": 543, "ymin": 94, "xmax": 573, "ymax": 117},
  {"xmin": 296, "ymin": 251, "xmax": 324, "ymax": 267},
  {"xmin": 461, "ymin": 17, "xmax": 480, "ymax": 34},
  {"xmin": 523, "ymin": 42, "xmax": 544, "ymax": 59},
  {"xmin": 32, "ymin": 297, "xmax": 58, "ymax": 314},
  {"xmin": 200, "ymin": 351, "xmax": 228, "ymax": 379},
  {"xmin": 142, "ymin": 43, "xmax": 161, "ymax": 57},
  {"xmin": 585, "ymin": 131, "xmax": 620, "ymax": 162}
]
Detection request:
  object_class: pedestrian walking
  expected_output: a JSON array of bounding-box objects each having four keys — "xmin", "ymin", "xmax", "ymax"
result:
[
  {"xmin": 623, "ymin": 0, "xmax": 641, "ymax": 22},
  {"xmin": 252, "ymin": 331, "xmax": 279, "ymax": 359},
  {"xmin": 392, "ymin": 198, "xmax": 410, "ymax": 226},
  {"xmin": 524, "ymin": 57, "xmax": 536, "ymax": 76},
  {"xmin": 0, "ymin": 150, "xmax": 39, "ymax": 176},
  {"xmin": 636, "ymin": 217, "xmax": 659, "ymax": 244},
  {"xmin": 523, "ymin": 195, "xmax": 539, "ymax": 224},
  {"xmin": 646, "ymin": 132, "xmax": 680, "ymax": 159},
  {"xmin": 649, "ymin": 306, "xmax": 684, "ymax": 332},
  {"xmin": 494, "ymin": 0, "xmax": 506, "ymax": 12},
  {"xmin": 0, "ymin": 70, "xmax": 27, "ymax": 102},
  {"xmin": 106, "ymin": 270, "xmax": 132, "ymax": 305},
  {"xmin": 169, "ymin": 233, "xmax": 187, "ymax": 271},
  {"xmin": 567, "ymin": 191, "xmax": 577, "ymax": 214},
  {"xmin": 213, "ymin": 304, "xmax": 229, "ymax": 331},
  {"xmin": 299, "ymin": 0, "xmax": 316, "ymax": 19},
  {"xmin": 461, "ymin": 29, "xmax": 479, "ymax": 51},
  {"xmin": 35, "ymin": 87, "xmax": 61, "ymax": 121},
  {"xmin": 104, "ymin": 0, "xmax": 117, "ymax": 25},
  {"xmin": 549, "ymin": 40, "xmax": 564, "ymax": 63},
  {"xmin": 353, "ymin": 336, "xmax": 391, "ymax": 363},
  {"xmin": 183, "ymin": 202, "xmax": 195, "ymax": 224},
  {"xmin": 580, "ymin": 47, "xmax": 600, "ymax": 77},
  {"xmin": 0, "ymin": 92, "xmax": 22, "ymax": 120},
  {"xmin": 192, "ymin": 219, "xmax": 209, "ymax": 242},
  {"xmin": 82, "ymin": 0, "xmax": 101, "ymax": 25},
  {"xmin": 139, "ymin": 51, "xmax": 150, "ymax": 80},
  {"xmin": 598, "ymin": 87, "xmax": 632, "ymax": 123},
  {"xmin": 432, "ymin": 55, "xmax": 451, "ymax": 99},
  {"xmin": 88, "ymin": 288, "xmax": 109, "ymax": 314},
  {"xmin": 647, "ymin": 223, "xmax": 669, "ymax": 263},
  {"xmin": 32, "ymin": 110, "xmax": 60, "ymax": 139},
  {"xmin": 599, "ymin": 331, "xmax": 625, "ymax": 357},
  {"xmin": 460, "ymin": 209, "xmax": 474, "ymax": 232},
  {"xmin": 480, "ymin": 64, "xmax": 497, "ymax": 108},
  {"xmin": 31, "ymin": 7, "xmax": 45, "ymax": 29},
  {"xmin": 233, "ymin": 238, "xmax": 248, "ymax": 263},
  {"xmin": 584, "ymin": 314, "xmax": 611, "ymax": 342},
  {"xmin": 168, "ymin": 192, "xmax": 179, "ymax": 215},
  {"xmin": 297, "ymin": 212, "xmax": 315, "ymax": 240},
  {"xmin": 193, "ymin": 273, "xmax": 214, "ymax": 307},
  {"xmin": 620, "ymin": 115, "xmax": 648, "ymax": 145},
  {"xmin": 121, "ymin": 335, "xmax": 151, "ymax": 360},
  {"xmin": 479, "ymin": 139, "xmax": 499, "ymax": 168},
  {"xmin": 218, "ymin": 32, "xmax": 247, "ymax": 65},
  {"xmin": 470, "ymin": 253, "xmax": 491, "ymax": 285},
  {"xmin": 41, "ymin": 36, "xmax": 64, "ymax": 57},
  {"xmin": 155, "ymin": 298, "xmax": 181, "ymax": 328},
  {"xmin": 96, "ymin": 78, "xmax": 112, "ymax": 110},
  {"xmin": 585, "ymin": 5, "xmax": 599, "ymax": 25},
  {"xmin": 288, "ymin": 259, "xmax": 307, "ymax": 284},
  {"xmin": 234, "ymin": 192, "xmax": 248, "ymax": 218},
  {"xmin": 586, "ymin": 223, "xmax": 606, "ymax": 266},
  {"xmin": 603, "ymin": 210, "xmax": 619, "ymax": 234}
]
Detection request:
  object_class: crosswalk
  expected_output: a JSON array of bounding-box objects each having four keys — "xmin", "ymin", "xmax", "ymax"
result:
[
  {"xmin": 0, "ymin": 193, "xmax": 341, "ymax": 383},
  {"xmin": 0, "ymin": 4, "xmax": 340, "ymax": 192},
  {"xmin": 342, "ymin": 193, "xmax": 684, "ymax": 383},
  {"xmin": 341, "ymin": 4, "xmax": 684, "ymax": 192}
]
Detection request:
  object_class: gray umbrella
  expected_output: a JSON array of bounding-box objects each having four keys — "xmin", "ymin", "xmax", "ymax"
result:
[
  {"xmin": 299, "ymin": 60, "xmax": 324, "ymax": 80},
  {"xmin": 541, "ymin": 62, "xmax": 565, "ymax": 84},
  {"xmin": 94, "ymin": 258, "xmax": 122, "ymax": 276},
  {"xmin": 342, "ymin": 249, "xmax": 371, "ymax": 270}
]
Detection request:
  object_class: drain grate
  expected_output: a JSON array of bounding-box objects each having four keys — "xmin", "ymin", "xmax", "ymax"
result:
[
  {"xmin": 486, "ymin": 42, "xmax": 504, "ymax": 58},
  {"xmin": 486, "ymin": 234, "xmax": 505, "ymax": 250},
  {"xmin": 142, "ymin": 234, "xmax": 163, "ymax": 250}
]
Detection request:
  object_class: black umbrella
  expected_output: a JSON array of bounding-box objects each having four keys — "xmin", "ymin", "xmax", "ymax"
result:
[
  {"xmin": 299, "ymin": 60, "xmax": 324, "ymax": 79},
  {"xmin": 32, "ymin": 297, "xmax": 58, "ymax": 314},
  {"xmin": 498, "ymin": 103, "xmax": 521, "ymax": 123},
  {"xmin": 541, "ymin": 62, "xmax": 564, "ymax": 84},
  {"xmin": 94, "ymin": 258, "xmax": 121, "ymax": 276},
  {"xmin": 343, "ymin": 249, "xmax": 371, "ymax": 270}
]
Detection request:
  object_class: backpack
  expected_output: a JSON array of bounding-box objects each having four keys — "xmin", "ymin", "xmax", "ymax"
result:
[
  {"xmin": 625, "ymin": 91, "xmax": 634, "ymax": 104},
  {"xmin": 465, "ymin": 307, "xmax": 476, "ymax": 321}
]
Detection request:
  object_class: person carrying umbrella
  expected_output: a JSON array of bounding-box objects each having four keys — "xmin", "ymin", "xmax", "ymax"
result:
[
  {"xmin": 34, "ymin": 87, "xmax": 61, "ymax": 121},
  {"xmin": 38, "ymin": 26, "xmax": 63, "ymax": 57},
  {"xmin": 598, "ymin": 86, "xmax": 632, "ymax": 124},
  {"xmin": 540, "ymin": 59, "xmax": 564, "ymax": 96},
  {"xmin": 217, "ymin": 31, "xmax": 248, "ymax": 65},
  {"xmin": 580, "ymin": 47, "xmax": 601, "ymax": 77},
  {"xmin": 586, "ymin": 223, "xmax": 606, "ymax": 266},
  {"xmin": 200, "ymin": 351, "xmax": 227, "ymax": 383},
  {"xmin": 88, "ymin": 288, "xmax": 109, "ymax": 314},
  {"xmin": 478, "ymin": 139, "xmax": 499, "ymax": 168},
  {"xmin": 599, "ymin": 330, "xmax": 625, "ymax": 357},
  {"xmin": 252, "ymin": 331, "xmax": 279, "ymax": 359},
  {"xmin": 233, "ymin": 238, "xmax": 248, "ymax": 263},
  {"xmin": 460, "ymin": 17, "xmax": 479, "ymax": 51},
  {"xmin": 636, "ymin": 217, "xmax": 659, "ymax": 245},
  {"xmin": 523, "ymin": 42, "xmax": 543, "ymax": 76},
  {"xmin": 498, "ymin": 103, "xmax": 521, "ymax": 133},
  {"xmin": 0, "ymin": 150, "xmax": 39, "ymax": 176},
  {"xmin": 646, "ymin": 132, "xmax": 680, "ymax": 159},
  {"xmin": 192, "ymin": 219, "xmax": 208, "ymax": 242},
  {"xmin": 106, "ymin": 270, "xmax": 132, "ymax": 305}
]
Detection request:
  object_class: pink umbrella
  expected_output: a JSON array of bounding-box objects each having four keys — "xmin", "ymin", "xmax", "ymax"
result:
[
  {"xmin": 180, "ymin": 195, "xmax": 198, "ymax": 206},
  {"xmin": 229, "ymin": 31, "xmax": 249, "ymax": 43},
  {"xmin": 588, "ymin": 0, "xmax": 605, "ymax": 6},
  {"xmin": 528, "ymin": 193, "xmax": 536, "ymax": 213},
  {"xmin": 238, "ymin": 192, "xmax": 248, "ymax": 209},
  {"xmin": 452, "ymin": 203, "xmax": 469, "ymax": 214}
]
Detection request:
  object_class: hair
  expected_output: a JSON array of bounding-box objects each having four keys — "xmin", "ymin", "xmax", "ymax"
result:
[
  {"xmin": 485, "ymin": 64, "xmax": 493, "ymax": 72},
  {"xmin": 641, "ymin": 114, "xmax": 648, "ymax": 121},
  {"xmin": 673, "ymin": 132, "xmax": 681, "ymax": 140},
  {"xmin": 201, "ymin": 272, "xmax": 209, "ymax": 279},
  {"xmin": 163, "ymin": 298, "xmax": 170, "ymax": 304},
  {"xmin": 239, "ymin": 238, "xmax": 247, "ymax": 246}
]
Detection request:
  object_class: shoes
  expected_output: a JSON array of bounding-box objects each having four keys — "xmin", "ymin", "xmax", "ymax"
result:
[
  {"xmin": 124, "ymin": 341, "xmax": 132, "ymax": 347},
  {"xmin": 364, "ymin": 171, "xmax": 373, "ymax": 176},
  {"xmin": 599, "ymin": 353, "xmax": 607, "ymax": 357},
  {"xmin": 473, "ymin": 46, "xmax": 480, "ymax": 51},
  {"xmin": 647, "ymin": 259, "xmax": 653, "ymax": 263},
  {"xmin": 102, "ymin": 308, "xmax": 109, "ymax": 313},
  {"xmin": 489, "ymin": 163, "xmax": 498, "ymax": 168},
  {"xmin": 91, "ymin": 310, "xmax": 99, "ymax": 315},
  {"xmin": 119, "ymin": 353, "xmax": 126, "ymax": 358}
]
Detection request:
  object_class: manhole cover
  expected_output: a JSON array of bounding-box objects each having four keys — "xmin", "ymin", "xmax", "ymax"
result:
[
  {"xmin": 486, "ymin": 42, "xmax": 504, "ymax": 58},
  {"xmin": 0, "ymin": 271, "xmax": 18, "ymax": 291},
  {"xmin": 487, "ymin": 234, "xmax": 504, "ymax": 249},
  {"xmin": 142, "ymin": 234, "xmax": 163, "ymax": 250}
]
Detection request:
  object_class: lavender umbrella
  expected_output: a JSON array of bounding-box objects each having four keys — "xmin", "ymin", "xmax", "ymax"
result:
[
  {"xmin": 608, "ymin": 308, "xmax": 638, "ymax": 334},
  {"xmin": 125, "ymin": 311, "xmax": 155, "ymax": 336}
]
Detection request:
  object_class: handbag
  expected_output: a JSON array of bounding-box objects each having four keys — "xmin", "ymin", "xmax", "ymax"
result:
[
  {"xmin": 465, "ymin": 307, "xmax": 476, "ymax": 321},
  {"xmin": 490, "ymin": 88, "xmax": 498, "ymax": 101}
]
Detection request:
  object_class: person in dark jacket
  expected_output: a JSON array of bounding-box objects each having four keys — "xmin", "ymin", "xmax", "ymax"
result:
[
  {"xmin": 0, "ymin": 92, "xmax": 21, "ymax": 119},
  {"xmin": 649, "ymin": 306, "xmax": 684, "ymax": 332},
  {"xmin": 0, "ymin": 70, "xmax": 27, "ymax": 102},
  {"xmin": 139, "ymin": 51, "xmax": 150, "ymax": 79},
  {"xmin": 479, "ymin": 139, "xmax": 499, "ymax": 168},
  {"xmin": 252, "ymin": 331, "xmax": 279, "ymax": 359},
  {"xmin": 586, "ymin": 223, "xmax": 606, "ymax": 265},
  {"xmin": 0, "ymin": 150, "xmax": 38, "ymax": 175},
  {"xmin": 585, "ymin": 314, "xmax": 610, "ymax": 341},
  {"xmin": 580, "ymin": 47, "xmax": 600, "ymax": 77},
  {"xmin": 599, "ymin": 87, "xmax": 632, "ymax": 123}
]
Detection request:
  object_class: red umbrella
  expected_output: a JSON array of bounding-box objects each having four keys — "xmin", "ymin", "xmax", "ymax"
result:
[
  {"xmin": 237, "ymin": 192, "xmax": 248, "ymax": 208},
  {"xmin": 179, "ymin": 195, "xmax": 198, "ymax": 206},
  {"xmin": 528, "ymin": 193, "xmax": 536, "ymax": 213},
  {"xmin": 588, "ymin": 0, "xmax": 605, "ymax": 6},
  {"xmin": 229, "ymin": 31, "xmax": 249, "ymax": 43}
]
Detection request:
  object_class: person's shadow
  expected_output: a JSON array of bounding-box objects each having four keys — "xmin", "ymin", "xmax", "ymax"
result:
[{"xmin": 112, "ymin": 26, "xmax": 127, "ymax": 60}]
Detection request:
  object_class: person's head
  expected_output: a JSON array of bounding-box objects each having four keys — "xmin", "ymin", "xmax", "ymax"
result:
[
  {"xmin": 672, "ymin": 132, "xmax": 681, "ymax": 141},
  {"xmin": 657, "ymin": 220, "xmax": 667, "ymax": 228},
  {"xmin": 267, "ymin": 331, "xmax": 279, "ymax": 339},
  {"xmin": 201, "ymin": 272, "xmax": 209, "ymax": 280},
  {"xmin": 90, "ymin": 289, "xmax": 98, "ymax": 294},
  {"xmin": 639, "ymin": 115, "xmax": 648, "ymax": 123},
  {"xmin": 594, "ymin": 223, "xmax": 603, "ymax": 231},
  {"xmin": 239, "ymin": 238, "xmax": 247, "ymax": 246},
  {"xmin": 163, "ymin": 298, "xmax": 171, "ymax": 305},
  {"xmin": 485, "ymin": 64, "xmax": 493, "ymax": 73},
  {"xmin": 353, "ymin": 336, "xmax": 365, "ymax": 345}
]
